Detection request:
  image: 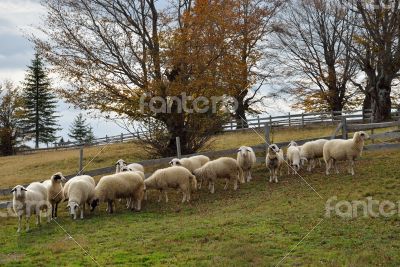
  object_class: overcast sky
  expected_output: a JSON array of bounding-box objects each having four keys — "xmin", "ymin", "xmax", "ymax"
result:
[
  {"xmin": 0, "ymin": 0, "xmax": 125, "ymax": 146},
  {"xmin": 0, "ymin": 0, "xmax": 291, "ymax": 147}
]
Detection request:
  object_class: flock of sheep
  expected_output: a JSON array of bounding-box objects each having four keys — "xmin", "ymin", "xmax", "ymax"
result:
[{"xmin": 10, "ymin": 131, "xmax": 369, "ymax": 232}]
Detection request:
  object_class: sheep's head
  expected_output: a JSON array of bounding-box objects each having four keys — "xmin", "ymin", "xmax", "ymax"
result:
[
  {"xmin": 169, "ymin": 158, "xmax": 181, "ymax": 166},
  {"xmin": 237, "ymin": 146, "xmax": 251, "ymax": 157},
  {"xmin": 120, "ymin": 166, "xmax": 130, "ymax": 172},
  {"xmin": 268, "ymin": 144, "xmax": 280, "ymax": 154},
  {"xmin": 354, "ymin": 131, "xmax": 369, "ymax": 143},
  {"xmin": 115, "ymin": 159, "xmax": 126, "ymax": 167},
  {"xmin": 67, "ymin": 201, "xmax": 80, "ymax": 220},
  {"xmin": 90, "ymin": 198, "xmax": 99, "ymax": 212},
  {"xmin": 11, "ymin": 185, "xmax": 27, "ymax": 199},
  {"xmin": 52, "ymin": 172, "xmax": 67, "ymax": 183},
  {"xmin": 288, "ymin": 141, "xmax": 297, "ymax": 147}
]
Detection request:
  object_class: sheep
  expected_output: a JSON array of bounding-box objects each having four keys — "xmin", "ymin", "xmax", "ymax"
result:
[
  {"xmin": 115, "ymin": 159, "xmax": 144, "ymax": 173},
  {"xmin": 266, "ymin": 144, "xmax": 284, "ymax": 183},
  {"xmin": 91, "ymin": 172, "xmax": 145, "ymax": 213},
  {"xmin": 300, "ymin": 139, "xmax": 329, "ymax": 171},
  {"xmin": 286, "ymin": 141, "xmax": 301, "ymax": 174},
  {"xmin": 323, "ymin": 131, "xmax": 369, "ymax": 175},
  {"xmin": 42, "ymin": 172, "xmax": 67, "ymax": 219},
  {"xmin": 193, "ymin": 157, "xmax": 244, "ymax": 194},
  {"xmin": 120, "ymin": 166, "xmax": 147, "ymax": 202},
  {"xmin": 144, "ymin": 166, "xmax": 197, "ymax": 203},
  {"xmin": 189, "ymin": 155, "xmax": 210, "ymax": 166},
  {"xmin": 169, "ymin": 158, "xmax": 202, "ymax": 173},
  {"xmin": 236, "ymin": 146, "xmax": 256, "ymax": 182},
  {"xmin": 62, "ymin": 175, "xmax": 95, "ymax": 201},
  {"xmin": 66, "ymin": 179, "xmax": 95, "ymax": 220},
  {"xmin": 11, "ymin": 182, "xmax": 50, "ymax": 233}
]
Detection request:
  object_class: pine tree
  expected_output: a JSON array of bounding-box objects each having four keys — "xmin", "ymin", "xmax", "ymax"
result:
[
  {"xmin": 68, "ymin": 113, "xmax": 95, "ymax": 144},
  {"xmin": 21, "ymin": 52, "xmax": 59, "ymax": 148}
]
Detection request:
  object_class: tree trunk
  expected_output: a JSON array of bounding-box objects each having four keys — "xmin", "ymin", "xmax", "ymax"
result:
[
  {"xmin": 235, "ymin": 94, "xmax": 248, "ymax": 129},
  {"xmin": 371, "ymin": 83, "xmax": 392, "ymax": 122},
  {"xmin": 362, "ymin": 90, "xmax": 372, "ymax": 121},
  {"xmin": 0, "ymin": 128, "xmax": 13, "ymax": 156}
]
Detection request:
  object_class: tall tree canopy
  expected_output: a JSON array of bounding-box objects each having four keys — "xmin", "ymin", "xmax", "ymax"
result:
[
  {"xmin": 344, "ymin": 0, "xmax": 400, "ymax": 121},
  {"xmin": 0, "ymin": 81, "xmax": 24, "ymax": 156},
  {"xmin": 33, "ymin": 0, "xmax": 274, "ymax": 156},
  {"xmin": 21, "ymin": 53, "xmax": 59, "ymax": 148},
  {"xmin": 276, "ymin": 0, "xmax": 359, "ymax": 112}
]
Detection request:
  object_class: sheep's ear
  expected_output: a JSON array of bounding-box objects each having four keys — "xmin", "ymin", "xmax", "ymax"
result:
[
  {"xmin": 21, "ymin": 187, "xmax": 27, "ymax": 191},
  {"xmin": 53, "ymin": 174, "xmax": 62, "ymax": 180},
  {"xmin": 10, "ymin": 187, "xmax": 17, "ymax": 193}
]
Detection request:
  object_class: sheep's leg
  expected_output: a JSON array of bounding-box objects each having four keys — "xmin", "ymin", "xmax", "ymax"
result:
[
  {"xmin": 269, "ymin": 169, "xmax": 273, "ymax": 183},
  {"xmin": 54, "ymin": 203, "xmax": 58, "ymax": 219},
  {"xmin": 51, "ymin": 204, "xmax": 54, "ymax": 219},
  {"xmin": 144, "ymin": 191, "xmax": 148, "ymax": 201},
  {"xmin": 36, "ymin": 207, "xmax": 41, "ymax": 226},
  {"xmin": 17, "ymin": 215, "xmax": 22, "ymax": 233},
  {"xmin": 334, "ymin": 160, "xmax": 339, "ymax": 174},
  {"xmin": 247, "ymin": 171, "xmax": 252, "ymax": 182},
  {"xmin": 182, "ymin": 192, "xmax": 186, "ymax": 203},
  {"xmin": 136, "ymin": 198, "xmax": 142, "ymax": 211},
  {"xmin": 158, "ymin": 190, "xmax": 163, "ymax": 202},
  {"xmin": 233, "ymin": 179, "xmax": 238, "ymax": 191},
  {"xmin": 187, "ymin": 190, "xmax": 191, "ymax": 202},
  {"xmin": 349, "ymin": 159, "xmax": 355, "ymax": 175},
  {"xmin": 25, "ymin": 213, "xmax": 30, "ymax": 232},
  {"xmin": 107, "ymin": 200, "xmax": 113, "ymax": 214},
  {"xmin": 210, "ymin": 182, "xmax": 215, "ymax": 194},
  {"xmin": 80, "ymin": 204, "xmax": 85, "ymax": 219},
  {"xmin": 224, "ymin": 179, "xmax": 229, "ymax": 190},
  {"xmin": 325, "ymin": 159, "xmax": 331, "ymax": 175},
  {"xmin": 164, "ymin": 191, "xmax": 169, "ymax": 203}
]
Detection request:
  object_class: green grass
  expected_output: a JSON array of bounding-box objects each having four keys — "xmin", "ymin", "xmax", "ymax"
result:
[{"xmin": 1, "ymin": 149, "xmax": 400, "ymax": 266}]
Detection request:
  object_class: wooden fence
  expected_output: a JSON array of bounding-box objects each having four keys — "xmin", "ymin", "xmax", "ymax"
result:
[{"xmin": 20, "ymin": 108, "xmax": 400, "ymax": 154}]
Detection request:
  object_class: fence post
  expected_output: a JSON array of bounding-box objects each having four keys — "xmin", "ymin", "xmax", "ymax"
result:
[
  {"xmin": 105, "ymin": 135, "xmax": 108, "ymax": 143},
  {"xmin": 257, "ymin": 115, "xmax": 260, "ymax": 128},
  {"xmin": 264, "ymin": 123, "xmax": 270, "ymax": 146},
  {"xmin": 120, "ymin": 133, "xmax": 124, "ymax": 142},
  {"xmin": 79, "ymin": 147, "xmax": 83, "ymax": 174},
  {"xmin": 301, "ymin": 113, "xmax": 304, "ymax": 127},
  {"xmin": 230, "ymin": 121, "xmax": 233, "ymax": 130},
  {"xmin": 288, "ymin": 112, "xmax": 291, "ymax": 127},
  {"xmin": 341, "ymin": 117, "xmax": 348, "ymax": 139},
  {"xmin": 176, "ymin": 137, "xmax": 181, "ymax": 158},
  {"xmin": 269, "ymin": 115, "xmax": 272, "ymax": 126}
]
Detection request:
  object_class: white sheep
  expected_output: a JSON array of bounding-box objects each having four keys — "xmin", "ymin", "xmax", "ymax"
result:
[
  {"xmin": 266, "ymin": 144, "xmax": 284, "ymax": 183},
  {"xmin": 11, "ymin": 182, "xmax": 50, "ymax": 232},
  {"xmin": 66, "ymin": 179, "xmax": 95, "ymax": 220},
  {"xmin": 236, "ymin": 146, "xmax": 256, "ymax": 182},
  {"xmin": 169, "ymin": 157, "xmax": 202, "ymax": 173},
  {"xmin": 286, "ymin": 142, "xmax": 301, "ymax": 174},
  {"xmin": 193, "ymin": 157, "xmax": 244, "ymax": 194},
  {"xmin": 300, "ymin": 139, "xmax": 329, "ymax": 171},
  {"xmin": 91, "ymin": 172, "xmax": 145, "ymax": 213},
  {"xmin": 115, "ymin": 159, "xmax": 144, "ymax": 173},
  {"xmin": 189, "ymin": 155, "xmax": 210, "ymax": 166},
  {"xmin": 120, "ymin": 166, "xmax": 147, "ymax": 202},
  {"xmin": 144, "ymin": 166, "xmax": 197, "ymax": 203},
  {"xmin": 42, "ymin": 172, "xmax": 66, "ymax": 219},
  {"xmin": 63, "ymin": 175, "xmax": 95, "ymax": 201},
  {"xmin": 323, "ymin": 131, "xmax": 369, "ymax": 175}
]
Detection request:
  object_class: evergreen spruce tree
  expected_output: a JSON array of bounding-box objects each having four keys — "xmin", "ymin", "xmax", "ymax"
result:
[
  {"xmin": 68, "ymin": 113, "xmax": 95, "ymax": 144},
  {"xmin": 21, "ymin": 53, "xmax": 59, "ymax": 148}
]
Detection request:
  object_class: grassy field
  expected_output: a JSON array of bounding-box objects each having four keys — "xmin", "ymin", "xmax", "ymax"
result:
[
  {"xmin": 1, "ymin": 148, "xmax": 400, "ymax": 266},
  {"xmin": 0, "ymin": 125, "xmax": 339, "ymax": 188}
]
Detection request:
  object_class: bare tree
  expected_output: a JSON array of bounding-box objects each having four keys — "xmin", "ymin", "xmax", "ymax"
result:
[
  {"xmin": 230, "ymin": 0, "xmax": 283, "ymax": 128},
  {"xmin": 276, "ymin": 0, "xmax": 359, "ymax": 112},
  {"xmin": 343, "ymin": 0, "xmax": 400, "ymax": 121},
  {"xmin": 33, "ymin": 0, "xmax": 235, "ymax": 156}
]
